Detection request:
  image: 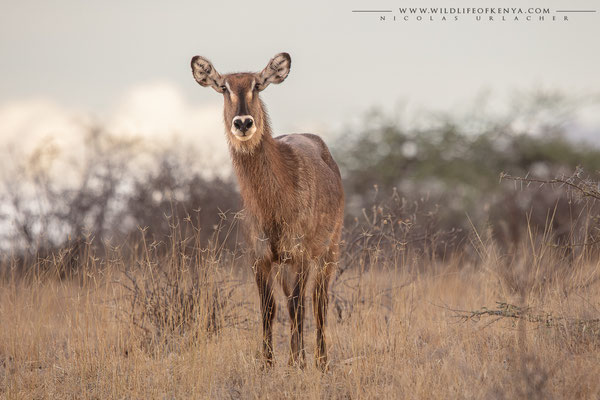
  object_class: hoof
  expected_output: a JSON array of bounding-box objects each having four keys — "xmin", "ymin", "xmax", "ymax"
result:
[
  {"xmin": 260, "ymin": 358, "xmax": 274, "ymax": 371},
  {"xmin": 256, "ymin": 349, "xmax": 274, "ymax": 370},
  {"xmin": 315, "ymin": 356, "xmax": 329, "ymax": 372},
  {"xmin": 288, "ymin": 355, "xmax": 307, "ymax": 369}
]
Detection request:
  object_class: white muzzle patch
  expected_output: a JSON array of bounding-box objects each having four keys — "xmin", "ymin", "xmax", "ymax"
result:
[{"xmin": 231, "ymin": 115, "xmax": 257, "ymax": 141}]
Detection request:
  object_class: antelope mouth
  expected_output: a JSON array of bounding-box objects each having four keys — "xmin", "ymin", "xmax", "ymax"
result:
[{"xmin": 230, "ymin": 125, "xmax": 257, "ymax": 141}]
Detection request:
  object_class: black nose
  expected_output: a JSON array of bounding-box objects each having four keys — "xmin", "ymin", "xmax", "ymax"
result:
[{"xmin": 234, "ymin": 117, "xmax": 253, "ymax": 133}]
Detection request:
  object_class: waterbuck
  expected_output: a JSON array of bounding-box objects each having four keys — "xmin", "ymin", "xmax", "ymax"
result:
[{"xmin": 190, "ymin": 53, "xmax": 344, "ymax": 370}]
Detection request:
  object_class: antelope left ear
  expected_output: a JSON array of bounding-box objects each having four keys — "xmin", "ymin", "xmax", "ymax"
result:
[{"xmin": 256, "ymin": 52, "xmax": 291, "ymax": 91}]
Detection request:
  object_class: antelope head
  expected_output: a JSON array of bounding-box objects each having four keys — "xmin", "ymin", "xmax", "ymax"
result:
[{"xmin": 191, "ymin": 52, "xmax": 291, "ymax": 152}]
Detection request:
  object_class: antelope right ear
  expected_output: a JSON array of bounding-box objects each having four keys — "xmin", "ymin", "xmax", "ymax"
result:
[{"xmin": 191, "ymin": 56, "xmax": 226, "ymax": 93}]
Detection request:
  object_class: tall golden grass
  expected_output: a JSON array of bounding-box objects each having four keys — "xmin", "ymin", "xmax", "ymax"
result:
[{"xmin": 1, "ymin": 206, "xmax": 600, "ymax": 399}]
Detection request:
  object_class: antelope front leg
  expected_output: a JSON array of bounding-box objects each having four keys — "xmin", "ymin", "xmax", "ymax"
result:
[
  {"xmin": 287, "ymin": 266, "xmax": 308, "ymax": 368},
  {"xmin": 313, "ymin": 253, "xmax": 335, "ymax": 371},
  {"xmin": 254, "ymin": 257, "xmax": 276, "ymax": 366}
]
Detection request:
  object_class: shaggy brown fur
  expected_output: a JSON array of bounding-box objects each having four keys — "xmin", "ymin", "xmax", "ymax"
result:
[{"xmin": 191, "ymin": 53, "xmax": 344, "ymax": 370}]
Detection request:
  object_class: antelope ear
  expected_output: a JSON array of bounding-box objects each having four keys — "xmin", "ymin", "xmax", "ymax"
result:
[
  {"xmin": 191, "ymin": 56, "xmax": 225, "ymax": 93},
  {"xmin": 256, "ymin": 52, "xmax": 291, "ymax": 91}
]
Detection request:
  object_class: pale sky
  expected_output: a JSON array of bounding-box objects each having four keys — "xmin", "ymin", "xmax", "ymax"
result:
[{"xmin": 1, "ymin": 0, "xmax": 599, "ymax": 166}]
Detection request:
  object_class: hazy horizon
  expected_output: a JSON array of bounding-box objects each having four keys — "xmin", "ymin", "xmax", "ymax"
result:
[{"xmin": 1, "ymin": 0, "xmax": 598, "ymax": 166}]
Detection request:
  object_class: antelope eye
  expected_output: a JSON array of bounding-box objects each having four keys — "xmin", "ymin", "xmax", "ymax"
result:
[
  {"xmin": 221, "ymin": 85, "xmax": 228, "ymax": 92},
  {"xmin": 254, "ymin": 83, "xmax": 260, "ymax": 91}
]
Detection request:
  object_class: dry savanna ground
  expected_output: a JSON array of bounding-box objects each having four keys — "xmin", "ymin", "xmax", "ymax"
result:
[{"xmin": 1, "ymin": 228, "xmax": 600, "ymax": 399}]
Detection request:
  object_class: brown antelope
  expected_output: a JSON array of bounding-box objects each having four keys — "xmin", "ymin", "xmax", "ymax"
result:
[{"xmin": 190, "ymin": 53, "xmax": 344, "ymax": 370}]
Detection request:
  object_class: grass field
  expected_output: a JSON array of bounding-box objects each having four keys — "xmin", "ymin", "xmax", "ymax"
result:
[{"xmin": 1, "ymin": 225, "xmax": 600, "ymax": 399}]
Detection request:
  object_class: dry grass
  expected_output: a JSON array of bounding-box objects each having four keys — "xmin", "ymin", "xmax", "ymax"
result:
[{"xmin": 1, "ymin": 224, "xmax": 600, "ymax": 399}]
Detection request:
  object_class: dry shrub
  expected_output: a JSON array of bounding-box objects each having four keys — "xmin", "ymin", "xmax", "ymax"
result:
[
  {"xmin": 0, "ymin": 127, "xmax": 240, "ymax": 264},
  {"xmin": 342, "ymin": 186, "xmax": 462, "ymax": 274},
  {"xmin": 117, "ymin": 211, "xmax": 249, "ymax": 352}
]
